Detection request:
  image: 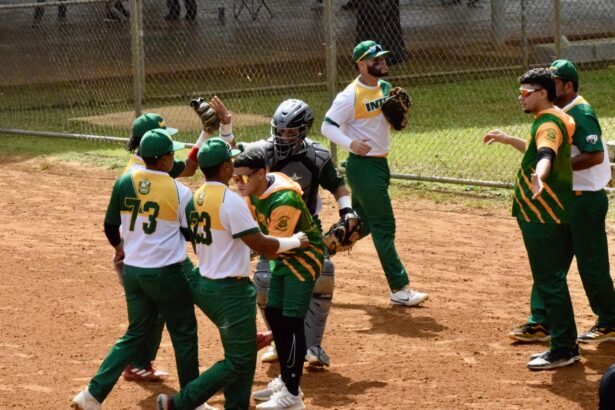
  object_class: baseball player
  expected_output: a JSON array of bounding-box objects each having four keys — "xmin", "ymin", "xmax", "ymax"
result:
[
  {"xmin": 508, "ymin": 60, "xmax": 615, "ymax": 344},
  {"xmin": 246, "ymin": 99, "xmax": 358, "ymax": 368},
  {"xmin": 120, "ymin": 106, "xmax": 229, "ymax": 384},
  {"xmin": 321, "ymin": 40, "xmax": 428, "ymax": 307},
  {"xmin": 72, "ymin": 129, "xmax": 200, "ymax": 409},
  {"xmin": 233, "ymin": 147, "xmax": 324, "ymax": 410},
  {"xmin": 483, "ymin": 67, "xmax": 579, "ymax": 370},
  {"xmin": 156, "ymin": 138, "xmax": 308, "ymax": 410}
]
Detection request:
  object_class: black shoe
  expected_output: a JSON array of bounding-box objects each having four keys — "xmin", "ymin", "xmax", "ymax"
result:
[
  {"xmin": 509, "ymin": 322, "xmax": 550, "ymax": 342},
  {"xmin": 528, "ymin": 345, "xmax": 581, "ymax": 370}
]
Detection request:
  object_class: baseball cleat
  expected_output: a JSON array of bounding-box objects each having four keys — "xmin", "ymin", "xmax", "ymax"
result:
[
  {"xmin": 260, "ymin": 343, "xmax": 278, "ymax": 363},
  {"xmin": 527, "ymin": 345, "xmax": 581, "ymax": 370},
  {"xmin": 578, "ymin": 325, "xmax": 615, "ymax": 344},
  {"xmin": 252, "ymin": 375, "xmax": 285, "ymax": 402},
  {"xmin": 509, "ymin": 322, "xmax": 550, "ymax": 342},
  {"xmin": 255, "ymin": 386, "xmax": 305, "ymax": 410},
  {"xmin": 305, "ymin": 345, "xmax": 330, "ymax": 367},
  {"xmin": 122, "ymin": 364, "xmax": 169, "ymax": 382},
  {"xmin": 390, "ymin": 286, "xmax": 429, "ymax": 306},
  {"xmin": 71, "ymin": 389, "xmax": 101, "ymax": 410}
]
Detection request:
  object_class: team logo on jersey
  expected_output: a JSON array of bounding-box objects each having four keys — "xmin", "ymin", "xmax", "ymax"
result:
[
  {"xmin": 138, "ymin": 179, "xmax": 151, "ymax": 195},
  {"xmin": 197, "ymin": 191, "xmax": 205, "ymax": 206},
  {"xmin": 545, "ymin": 129, "xmax": 557, "ymax": 142},
  {"xmin": 364, "ymin": 97, "xmax": 387, "ymax": 112},
  {"xmin": 276, "ymin": 216, "xmax": 289, "ymax": 231},
  {"xmin": 586, "ymin": 134, "xmax": 598, "ymax": 144}
]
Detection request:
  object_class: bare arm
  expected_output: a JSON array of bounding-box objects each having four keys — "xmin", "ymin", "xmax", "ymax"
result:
[
  {"xmin": 178, "ymin": 158, "xmax": 199, "ymax": 178},
  {"xmin": 483, "ymin": 129, "xmax": 527, "ymax": 153},
  {"xmin": 572, "ymin": 151, "xmax": 604, "ymax": 171},
  {"xmin": 531, "ymin": 158, "xmax": 552, "ymax": 199}
]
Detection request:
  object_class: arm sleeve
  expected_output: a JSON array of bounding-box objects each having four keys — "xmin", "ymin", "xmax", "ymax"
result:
[
  {"xmin": 321, "ymin": 90, "xmax": 355, "ymax": 151},
  {"xmin": 220, "ymin": 191, "xmax": 260, "ymax": 239},
  {"xmin": 535, "ymin": 122, "xmax": 563, "ymax": 152},
  {"xmin": 104, "ymin": 223, "xmax": 122, "ymax": 247},
  {"xmin": 104, "ymin": 178, "xmax": 122, "ymax": 226},
  {"xmin": 267, "ymin": 194, "xmax": 302, "ymax": 238},
  {"xmin": 573, "ymin": 111, "xmax": 603, "ymax": 153},
  {"xmin": 321, "ymin": 121, "xmax": 354, "ymax": 152},
  {"xmin": 319, "ymin": 159, "xmax": 345, "ymax": 193}
]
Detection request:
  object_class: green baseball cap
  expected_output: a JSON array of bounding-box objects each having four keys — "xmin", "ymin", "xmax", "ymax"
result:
[
  {"xmin": 198, "ymin": 137, "xmax": 242, "ymax": 169},
  {"xmin": 132, "ymin": 113, "xmax": 178, "ymax": 139},
  {"xmin": 353, "ymin": 40, "xmax": 390, "ymax": 63},
  {"xmin": 139, "ymin": 128, "xmax": 185, "ymax": 158},
  {"xmin": 550, "ymin": 59, "xmax": 579, "ymax": 83}
]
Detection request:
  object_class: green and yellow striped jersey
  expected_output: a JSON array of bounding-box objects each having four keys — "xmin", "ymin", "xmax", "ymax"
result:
[
  {"xmin": 512, "ymin": 108, "xmax": 576, "ymax": 224},
  {"xmin": 247, "ymin": 172, "xmax": 324, "ymax": 281}
]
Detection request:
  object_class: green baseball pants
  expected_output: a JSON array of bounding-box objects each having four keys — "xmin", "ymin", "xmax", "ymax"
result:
[
  {"xmin": 87, "ymin": 259, "xmax": 199, "ymax": 403},
  {"xmin": 172, "ymin": 269, "xmax": 257, "ymax": 410},
  {"xmin": 345, "ymin": 153, "xmax": 409, "ymax": 291},
  {"xmin": 518, "ymin": 219, "xmax": 577, "ymax": 350},
  {"xmin": 528, "ymin": 190, "xmax": 615, "ymax": 327}
]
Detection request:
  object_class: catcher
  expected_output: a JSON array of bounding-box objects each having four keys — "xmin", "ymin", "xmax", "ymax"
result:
[{"xmin": 231, "ymin": 99, "xmax": 361, "ymax": 369}]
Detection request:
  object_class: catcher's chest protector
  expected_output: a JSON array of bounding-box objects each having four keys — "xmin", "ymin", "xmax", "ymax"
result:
[{"xmin": 265, "ymin": 140, "xmax": 328, "ymax": 216}]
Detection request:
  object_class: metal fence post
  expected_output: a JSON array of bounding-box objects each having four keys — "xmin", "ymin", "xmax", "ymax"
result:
[
  {"xmin": 491, "ymin": 0, "xmax": 507, "ymax": 46},
  {"xmin": 520, "ymin": 0, "xmax": 529, "ymax": 71},
  {"xmin": 131, "ymin": 0, "xmax": 144, "ymax": 118},
  {"xmin": 324, "ymin": 0, "xmax": 337, "ymax": 165},
  {"xmin": 554, "ymin": 0, "xmax": 561, "ymax": 59}
]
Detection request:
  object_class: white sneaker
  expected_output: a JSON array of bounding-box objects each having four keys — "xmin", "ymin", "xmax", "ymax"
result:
[
  {"xmin": 305, "ymin": 345, "xmax": 330, "ymax": 367},
  {"xmin": 195, "ymin": 402, "xmax": 218, "ymax": 410},
  {"xmin": 390, "ymin": 286, "xmax": 429, "ymax": 306},
  {"xmin": 260, "ymin": 343, "xmax": 278, "ymax": 363},
  {"xmin": 255, "ymin": 386, "xmax": 305, "ymax": 410},
  {"xmin": 71, "ymin": 389, "xmax": 101, "ymax": 410},
  {"xmin": 252, "ymin": 375, "xmax": 285, "ymax": 401}
]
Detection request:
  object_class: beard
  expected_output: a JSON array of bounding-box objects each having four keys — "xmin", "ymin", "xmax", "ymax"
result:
[{"xmin": 367, "ymin": 64, "xmax": 388, "ymax": 78}]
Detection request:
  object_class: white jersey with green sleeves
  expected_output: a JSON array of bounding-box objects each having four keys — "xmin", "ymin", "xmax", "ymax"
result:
[
  {"xmin": 324, "ymin": 77, "xmax": 392, "ymax": 156},
  {"xmin": 104, "ymin": 167, "xmax": 192, "ymax": 268},
  {"xmin": 564, "ymin": 95, "xmax": 611, "ymax": 191},
  {"xmin": 185, "ymin": 182, "xmax": 260, "ymax": 279}
]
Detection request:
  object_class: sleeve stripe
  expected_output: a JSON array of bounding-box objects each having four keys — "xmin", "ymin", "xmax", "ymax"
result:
[
  {"xmin": 323, "ymin": 116, "xmax": 340, "ymax": 127},
  {"xmin": 232, "ymin": 227, "xmax": 260, "ymax": 239}
]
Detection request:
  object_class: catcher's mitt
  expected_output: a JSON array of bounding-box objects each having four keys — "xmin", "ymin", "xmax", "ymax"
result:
[
  {"xmin": 323, "ymin": 208, "xmax": 362, "ymax": 256},
  {"xmin": 381, "ymin": 87, "xmax": 411, "ymax": 131},
  {"xmin": 190, "ymin": 98, "xmax": 221, "ymax": 134}
]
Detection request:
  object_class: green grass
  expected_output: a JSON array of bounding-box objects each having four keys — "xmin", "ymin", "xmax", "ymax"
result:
[{"xmin": 2, "ymin": 66, "xmax": 615, "ymax": 183}]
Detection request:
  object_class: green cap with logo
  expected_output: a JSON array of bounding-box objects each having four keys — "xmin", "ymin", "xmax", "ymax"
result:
[
  {"xmin": 550, "ymin": 59, "xmax": 579, "ymax": 84},
  {"xmin": 353, "ymin": 40, "xmax": 390, "ymax": 63},
  {"xmin": 139, "ymin": 129, "xmax": 185, "ymax": 158},
  {"xmin": 198, "ymin": 137, "xmax": 242, "ymax": 169},
  {"xmin": 132, "ymin": 113, "xmax": 178, "ymax": 139}
]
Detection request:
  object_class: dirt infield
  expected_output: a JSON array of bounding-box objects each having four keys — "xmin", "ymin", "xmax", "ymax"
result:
[{"xmin": 1, "ymin": 160, "xmax": 614, "ymax": 409}]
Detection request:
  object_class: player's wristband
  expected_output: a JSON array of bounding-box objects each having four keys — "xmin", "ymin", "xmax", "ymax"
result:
[
  {"xmin": 220, "ymin": 122, "xmax": 233, "ymax": 138},
  {"xmin": 187, "ymin": 146, "xmax": 199, "ymax": 163},
  {"xmin": 337, "ymin": 195, "xmax": 352, "ymax": 210},
  {"xmin": 277, "ymin": 236, "xmax": 301, "ymax": 253}
]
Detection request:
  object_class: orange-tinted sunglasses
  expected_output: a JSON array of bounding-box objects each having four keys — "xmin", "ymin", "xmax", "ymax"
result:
[{"xmin": 518, "ymin": 87, "xmax": 543, "ymax": 97}]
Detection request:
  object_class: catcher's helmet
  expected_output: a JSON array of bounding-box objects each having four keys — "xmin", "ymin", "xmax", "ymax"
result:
[{"xmin": 271, "ymin": 99, "xmax": 314, "ymax": 161}]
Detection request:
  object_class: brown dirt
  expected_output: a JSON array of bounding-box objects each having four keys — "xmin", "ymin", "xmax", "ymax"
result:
[
  {"xmin": 0, "ymin": 160, "xmax": 613, "ymax": 410},
  {"xmin": 70, "ymin": 106, "xmax": 271, "ymax": 133}
]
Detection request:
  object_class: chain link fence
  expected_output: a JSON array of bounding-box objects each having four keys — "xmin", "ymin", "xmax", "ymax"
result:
[{"xmin": 1, "ymin": 0, "xmax": 615, "ymax": 185}]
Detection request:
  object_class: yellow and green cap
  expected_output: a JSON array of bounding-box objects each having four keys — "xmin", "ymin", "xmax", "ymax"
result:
[
  {"xmin": 550, "ymin": 59, "xmax": 579, "ymax": 83},
  {"xmin": 132, "ymin": 113, "xmax": 178, "ymax": 139},
  {"xmin": 139, "ymin": 128, "xmax": 185, "ymax": 158},
  {"xmin": 353, "ymin": 40, "xmax": 390, "ymax": 63},
  {"xmin": 198, "ymin": 137, "xmax": 242, "ymax": 168}
]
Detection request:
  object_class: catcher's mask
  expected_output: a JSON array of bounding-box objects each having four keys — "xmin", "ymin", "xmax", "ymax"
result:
[{"xmin": 271, "ymin": 99, "xmax": 314, "ymax": 161}]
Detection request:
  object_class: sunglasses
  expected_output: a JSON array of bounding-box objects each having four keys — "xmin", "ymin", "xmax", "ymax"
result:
[
  {"xmin": 518, "ymin": 87, "xmax": 543, "ymax": 97},
  {"xmin": 357, "ymin": 44, "xmax": 383, "ymax": 62},
  {"xmin": 232, "ymin": 171, "xmax": 256, "ymax": 185}
]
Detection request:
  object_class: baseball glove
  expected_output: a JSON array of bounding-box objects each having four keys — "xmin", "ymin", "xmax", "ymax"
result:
[
  {"xmin": 323, "ymin": 208, "xmax": 362, "ymax": 256},
  {"xmin": 381, "ymin": 87, "xmax": 411, "ymax": 131},
  {"xmin": 190, "ymin": 98, "xmax": 221, "ymax": 134}
]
